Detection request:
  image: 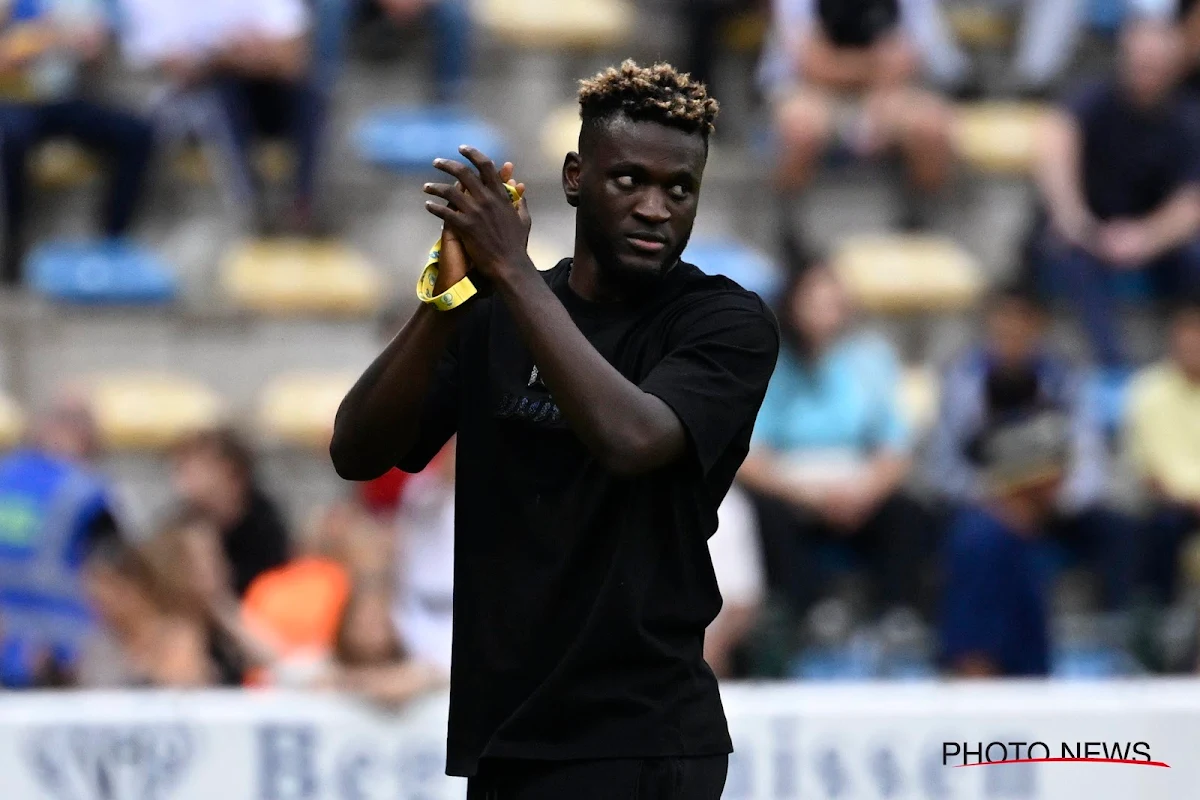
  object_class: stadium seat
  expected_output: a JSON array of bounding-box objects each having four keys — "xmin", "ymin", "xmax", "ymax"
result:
[
  {"xmin": 946, "ymin": 5, "xmax": 1014, "ymax": 48},
  {"xmin": 897, "ymin": 366, "xmax": 939, "ymax": 436},
  {"xmin": 477, "ymin": 0, "xmax": 632, "ymax": 49},
  {"xmin": 1082, "ymin": 368, "xmax": 1133, "ymax": 437},
  {"xmin": 955, "ymin": 102, "xmax": 1047, "ymax": 176},
  {"xmin": 541, "ymin": 103, "xmax": 581, "ymax": 169},
  {"xmin": 28, "ymin": 239, "xmax": 179, "ymax": 305},
  {"xmin": 87, "ymin": 373, "xmax": 223, "ymax": 451},
  {"xmin": 0, "ymin": 393, "xmax": 23, "ymax": 450},
  {"xmin": 683, "ymin": 237, "xmax": 783, "ymax": 304},
  {"xmin": 221, "ymin": 239, "xmax": 383, "ymax": 316},
  {"xmin": 832, "ymin": 234, "xmax": 984, "ymax": 314},
  {"xmin": 32, "ymin": 140, "xmax": 100, "ymax": 188},
  {"xmin": 258, "ymin": 371, "xmax": 356, "ymax": 450},
  {"xmin": 355, "ymin": 107, "xmax": 507, "ymax": 172}
]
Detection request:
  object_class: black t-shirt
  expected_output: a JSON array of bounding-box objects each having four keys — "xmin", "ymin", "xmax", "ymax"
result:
[
  {"xmin": 398, "ymin": 259, "xmax": 780, "ymax": 777},
  {"xmin": 223, "ymin": 488, "xmax": 290, "ymax": 597},
  {"xmin": 1065, "ymin": 79, "xmax": 1200, "ymax": 220},
  {"xmin": 817, "ymin": 0, "xmax": 899, "ymax": 47}
]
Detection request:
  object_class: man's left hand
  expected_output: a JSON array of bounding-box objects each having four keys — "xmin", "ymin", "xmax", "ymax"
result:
[{"xmin": 423, "ymin": 146, "xmax": 532, "ymax": 281}]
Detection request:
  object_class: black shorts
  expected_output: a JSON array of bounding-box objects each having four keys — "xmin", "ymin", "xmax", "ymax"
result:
[{"xmin": 466, "ymin": 755, "xmax": 729, "ymax": 800}]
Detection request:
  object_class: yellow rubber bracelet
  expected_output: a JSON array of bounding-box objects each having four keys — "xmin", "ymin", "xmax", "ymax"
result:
[{"xmin": 415, "ymin": 182, "xmax": 523, "ymax": 311}]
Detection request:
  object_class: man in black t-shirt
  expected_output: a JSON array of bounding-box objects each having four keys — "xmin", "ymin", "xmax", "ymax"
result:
[
  {"xmin": 332, "ymin": 61, "xmax": 780, "ymax": 798},
  {"xmin": 1033, "ymin": 16, "xmax": 1200, "ymax": 368}
]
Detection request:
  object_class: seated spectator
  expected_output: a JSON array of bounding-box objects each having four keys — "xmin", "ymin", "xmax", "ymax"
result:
[
  {"xmin": 704, "ymin": 484, "xmax": 765, "ymax": 679},
  {"xmin": 357, "ymin": 0, "xmax": 470, "ymax": 104},
  {"xmin": 0, "ymin": 393, "xmax": 120, "ymax": 687},
  {"xmin": 76, "ymin": 540, "xmax": 214, "ymax": 687},
  {"xmin": 240, "ymin": 501, "xmax": 356, "ymax": 685},
  {"xmin": 738, "ymin": 263, "xmax": 931, "ymax": 621},
  {"xmin": 926, "ymin": 286, "xmax": 1135, "ymax": 609},
  {"xmin": 940, "ymin": 409, "xmax": 1071, "ymax": 677},
  {"xmin": 761, "ymin": 0, "xmax": 955, "ymax": 240},
  {"xmin": 118, "ymin": 0, "xmax": 320, "ymax": 231},
  {"xmin": 1033, "ymin": 16, "xmax": 1200, "ymax": 368},
  {"xmin": 0, "ymin": 0, "xmax": 153, "ymax": 285},
  {"xmin": 1127, "ymin": 296, "xmax": 1200, "ymax": 605},
  {"xmin": 170, "ymin": 428, "xmax": 290, "ymax": 597},
  {"xmin": 674, "ymin": 0, "xmax": 765, "ymax": 98}
]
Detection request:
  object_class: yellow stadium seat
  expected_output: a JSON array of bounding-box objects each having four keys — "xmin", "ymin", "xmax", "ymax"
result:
[
  {"xmin": 833, "ymin": 235, "xmax": 984, "ymax": 314},
  {"xmin": 897, "ymin": 366, "xmax": 940, "ymax": 436},
  {"xmin": 88, "ymin": 373, "xmax": 223, "ymax": 451},
  {"xmin": 33, "ymin": 140, "xmax": 100, "ymax": 188},
  {"xmin": 221, "ymin": 239, "xmax": 383, "ymax": 316},
  {"xmin": 476, "ymin": 0, "xmax": 632, "ymax": 49},
  {"xmin": 0, "ymin": 393, "xmax": 24, "ymax": 450},
  {"xmin": 723, "ymin": 10, "xmax": 768, "ymax": 52},
  {"xmin": 947, "ymin": 5, "xmax": 1014, "ymax": 49},
  {"xmin": 258, "ymin": 372, "xmax": 356, "ymax": 449},
  {"xmin": 541, "ymin": 103, "xmax": 581, "ymax": 168},
  {"xmin": 174, "ymin": 141, "xmax": 295, "ymax": 185},
  {"xmin": 955, "ymin": 102, "xmax": 1048, "ymax": 176}
]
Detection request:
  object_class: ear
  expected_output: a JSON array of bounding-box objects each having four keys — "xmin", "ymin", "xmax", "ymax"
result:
[{"xmin": 562, "ymin": 152, "xmax": 581, "ymax": 208}]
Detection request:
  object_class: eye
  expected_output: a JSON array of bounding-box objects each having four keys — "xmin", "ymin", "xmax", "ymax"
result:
[
  {"xmin": 614, "ymin": 174, "xmax": 636, "ymax": 190},
  {"xmin": 668, "ymin": 184, "xmax": 690, "ymax": 201}
]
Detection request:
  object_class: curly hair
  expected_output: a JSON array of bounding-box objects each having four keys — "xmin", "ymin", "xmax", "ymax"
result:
[{"xmin": 578, "ymin": 60, "xmax": 719, "ymax": 140}]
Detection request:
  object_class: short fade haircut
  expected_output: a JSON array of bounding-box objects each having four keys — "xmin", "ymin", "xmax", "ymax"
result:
[{"xmin": 577, "ymin": 60, "xmax": 719, "ymax": 142}]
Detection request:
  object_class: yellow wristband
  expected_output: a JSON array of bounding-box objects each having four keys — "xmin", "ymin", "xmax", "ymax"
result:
[{"xmin": 415, "ymin": 182, "xmax": 524, "ymax": 312}]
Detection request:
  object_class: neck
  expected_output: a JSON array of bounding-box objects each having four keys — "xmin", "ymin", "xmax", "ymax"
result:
[{"xmin": 568, "ymin": 236, "xmax": 631, "ymax": 305}]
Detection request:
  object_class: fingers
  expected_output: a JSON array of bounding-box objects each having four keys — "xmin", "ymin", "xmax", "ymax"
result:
[
  {"xmin": 499, "ymin": 161, "xmax": 514, "ymax": 184},
  {"xmin": 433, "ymin": 157, "xmax": 485, "ymax": 198},
  {"xmin": 424, "ymin": 200, "xmax": 458, "ymax": 223},
  {"xmin": 423, "ymin": 181, "xmax": 471, "ymax": 210},
  {"xmin": 458, "ymin": 145, "xmax": 503, "ymax": 193}
]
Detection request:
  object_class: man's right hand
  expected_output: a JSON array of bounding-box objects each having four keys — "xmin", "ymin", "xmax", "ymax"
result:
[{"xmin": 430, "ymin": 160, "xmax": 524, "ymax": 295}]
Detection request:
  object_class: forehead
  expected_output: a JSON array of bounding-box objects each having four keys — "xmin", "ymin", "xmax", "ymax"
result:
[{"xmin": 585, "ymin": 117, "xmax": 707, "ymax": 175}]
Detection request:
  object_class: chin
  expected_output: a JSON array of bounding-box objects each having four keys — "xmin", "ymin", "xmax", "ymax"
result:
[{"xmin": 607, "ymin": 257, "xmax": 672, "ymax": 288}]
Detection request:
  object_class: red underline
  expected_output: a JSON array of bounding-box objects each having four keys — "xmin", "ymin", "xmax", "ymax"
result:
[{"xmin": 954, "ymin": 758, "xmax": 1171, "ymax": 769}]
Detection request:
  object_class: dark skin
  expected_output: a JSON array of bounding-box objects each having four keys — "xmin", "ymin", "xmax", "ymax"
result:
[{"xmin": 330, "ymin": 117, "xmax": 710, "ymax": 481}]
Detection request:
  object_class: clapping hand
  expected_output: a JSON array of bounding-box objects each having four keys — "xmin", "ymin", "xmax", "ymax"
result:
[{"xmin": 423, "ymin": 146, "xmax": 532, "ymax": 282}]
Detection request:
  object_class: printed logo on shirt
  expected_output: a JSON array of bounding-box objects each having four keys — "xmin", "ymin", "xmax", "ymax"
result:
[
  {"xmin": 527, "ymin": 365, "xmax": 546, "ymax": 391},
  {"xmin": 496, "ymin": 393, "xmax": 561, "ymax": 425}
]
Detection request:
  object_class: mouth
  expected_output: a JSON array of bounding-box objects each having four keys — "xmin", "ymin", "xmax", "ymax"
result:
[{"xmin": 624, "ymin": 232, "xmax": 668, "ymax": 255}]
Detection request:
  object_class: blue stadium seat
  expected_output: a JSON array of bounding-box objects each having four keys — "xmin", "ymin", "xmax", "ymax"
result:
[
  {"xmin": 789, "ymin": 640, "xmax": 882, "ymax": 681},
  {"xmin": 1052, "ymin": 644, "xmax": 1139, "ymax": 679},
  {"xmin": 683, "ymin": 237, "xmax": 783, "ymax": 305},
  {"xmin": 1081, "ymin": 367, "xmax": 1134, "ymax": 437},
  {"xmin": 355, "ymin": 107, "xmax": 508, "ymax": 173},
  {"xmin": 28, "ymin": 239, "xmax": 177, "ymax": 305}
]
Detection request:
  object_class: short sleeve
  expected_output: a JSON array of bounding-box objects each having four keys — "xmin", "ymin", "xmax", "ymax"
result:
[
  {"xmin": 640, "ymin": 296, "xmax": 780, "ymax": 477},
  {"xmin": 395, "ymin": 333, "xmax": 461, "ymax": 474}
]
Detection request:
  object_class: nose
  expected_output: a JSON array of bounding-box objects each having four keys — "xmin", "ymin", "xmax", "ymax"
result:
[{"xmin": 632, "ymin": 188, "xmax": 670, "ymax": 224}]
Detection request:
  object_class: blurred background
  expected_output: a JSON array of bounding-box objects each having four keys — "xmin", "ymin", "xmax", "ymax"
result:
[{"xmin": 2, "ymin": 0, "xmax": 1200, "ymax": 709}]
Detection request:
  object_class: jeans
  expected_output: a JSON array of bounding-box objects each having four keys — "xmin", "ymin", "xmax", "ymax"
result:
[
  {"xmin": 1141, "ymin": 502, "xmax": 1200, "ymax": 605},
  {"xmin": 749, "ymin": 490, "xmax": 934, "ymax": 618},
  {"xmin": 213, "ymin": 77, "xmax": 323, "ymax": 213},
  {"xmin": 0, "ymin": 99, "xmax": 153, "ymax": 282},
  {"xmin": 1047, "ymin": 506, "xmax": 1137, "ymax": 611},
  {"xmin": 1037, "ymin": 232, "xmax": 1200, "ymax": 367}
]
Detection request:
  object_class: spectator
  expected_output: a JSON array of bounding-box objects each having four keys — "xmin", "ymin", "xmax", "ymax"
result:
[
  {"xmin": 118, "ymin": 0, "xmax": 321, "ymax": 231},
  {"xmin": 358, "ymin": 0, "xmax": 470, "ymax": 104},
  {"xmin": 1127, "ymin": 296, "xmax": 1200, "ymax": 605},
  {"xmin": 240, "ymin": 500, "xmax": 355, "ymax": 685},
  {"xmin": 737, "ymin": 263, "xmax": 931, "ymax": 621},
  {"xmin": 675, "ymin": 0, "xmax": 765, "ymax": 98},
  {"xmin": 926, "ymin": 286, "xmax": 1135, "ymax": 609},
  {"xmin": 139, "ymin": 508, "xmax": 277, "ymax": 686},
  {"xmin": 76, "ymin": 540, "xmax": 214, "ymax": 687},
  {"xmin": 761, "ymin": 0, "xmax": 956, "ymax": 239},
  {"xmin": 0, "ymin": 393, "xmax": 119, "ymax": 687},
  {"xmin": 391, "ymin": 440, "xmax": 454, "ymax": 681},
  {"xmin": 704, "ymin": 484, "xmax": 765, "ymax": 679},
  {"xmin": 940, "ymin": 409, "xmax": 1070, "ymax": 677},
  {"xmin": 0, "ymin": 0, "xmax": 153, "ymax": 285},
  {"xmin": 1033, "ymin": 16, "xmax": 1200, "ymax": 368},
  {"xmin": 170, "ymin": 428, "xmax": 290, "ymax": 597}
]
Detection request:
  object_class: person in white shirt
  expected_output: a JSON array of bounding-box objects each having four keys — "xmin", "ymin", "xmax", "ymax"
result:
[{"xmin": 116, "ymin": 0, "xmax": 320, "ymax": 231}]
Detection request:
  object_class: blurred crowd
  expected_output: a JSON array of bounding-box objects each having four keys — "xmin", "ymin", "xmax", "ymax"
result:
[{"xmin": 5, "ymin": 0, "xmax": 1200, "ymax": 698}]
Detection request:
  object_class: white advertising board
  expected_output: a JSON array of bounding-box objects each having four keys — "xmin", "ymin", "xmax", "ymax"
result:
[{"xmin": 0, "ymin": 680, "xmax": 1197, "ymax": 799}]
